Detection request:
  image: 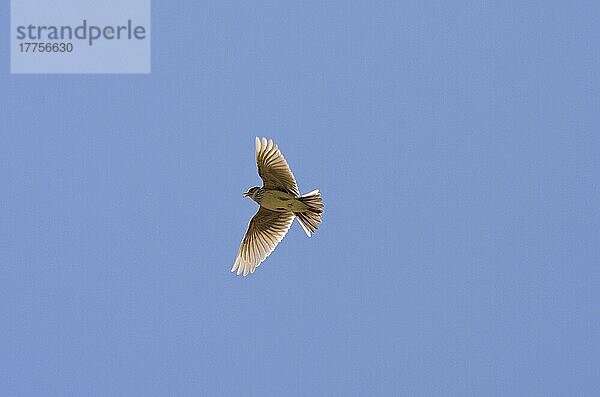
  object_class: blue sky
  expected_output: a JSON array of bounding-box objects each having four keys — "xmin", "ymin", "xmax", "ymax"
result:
[{"xmin": 1, "ymin": 1, "xmax": 599, "ymax": 396}]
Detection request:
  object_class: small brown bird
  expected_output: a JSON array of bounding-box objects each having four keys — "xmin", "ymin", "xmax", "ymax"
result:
[{"xmin": 231, "ymin": 137, "xmax": 324, "ymax": 276}]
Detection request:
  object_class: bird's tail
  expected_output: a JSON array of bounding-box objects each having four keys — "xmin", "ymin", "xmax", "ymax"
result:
[{"xmin": 295, "ymin": 189, "xmax": 323, "ymax": 237}]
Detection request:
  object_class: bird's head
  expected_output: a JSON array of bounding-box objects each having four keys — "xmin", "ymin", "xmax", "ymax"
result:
[{"xmin": 243, "ymin": 186, "xmax": 260, "ymax": 199}]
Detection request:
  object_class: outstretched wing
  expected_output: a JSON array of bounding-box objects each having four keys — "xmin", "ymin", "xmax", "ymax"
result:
[
  {"xmin": 255, "ymin": 137, "xmax": 300, "ymax": 196},
  {"xmin": 231, "ymin": 207, "xmax": 295, "ymax": 276}
]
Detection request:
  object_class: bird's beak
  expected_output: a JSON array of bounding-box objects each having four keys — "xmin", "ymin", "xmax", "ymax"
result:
[{"xmin": 243, "ymin": 191, "xmax": 250, "ymax": 197}]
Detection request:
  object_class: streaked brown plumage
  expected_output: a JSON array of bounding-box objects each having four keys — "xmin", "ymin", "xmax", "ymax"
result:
[{"xmin": 231, "ymin": 137, "xmax": 324, "ymax": 276}]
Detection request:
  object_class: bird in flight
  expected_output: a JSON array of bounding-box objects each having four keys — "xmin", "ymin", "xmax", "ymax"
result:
[{"xmin": 231, "ymin": 137, "xmax": 324, "ymax": 276}]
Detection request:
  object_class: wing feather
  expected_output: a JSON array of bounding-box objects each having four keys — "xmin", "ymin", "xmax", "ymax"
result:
[
  {"xmin": 231, "ymin": 207, "xmax": 295, "ymax": 276},
  {"xmin": 255, "ymin": 137, "xmax": 300, "ymax": 196}
]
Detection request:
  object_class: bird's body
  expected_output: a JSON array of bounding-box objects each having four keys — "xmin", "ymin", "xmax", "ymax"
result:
[
  {"xmin": 247, "ymin": 188, "xmax": 308, "ymax": 212},
  {"xmin": 231, "ymin": 137, "xmax": 323, "ymax": 276}
]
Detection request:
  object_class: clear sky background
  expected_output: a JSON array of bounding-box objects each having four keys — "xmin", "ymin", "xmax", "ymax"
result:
[{"xmin": 1, "ymin": 1, "xmax": 599, "ymax": 396}]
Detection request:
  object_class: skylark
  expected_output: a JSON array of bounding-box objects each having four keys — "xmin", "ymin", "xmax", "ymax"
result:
[{"xmin": 231, "ymin": 137, "xmax": 324, "ymax": 276}]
